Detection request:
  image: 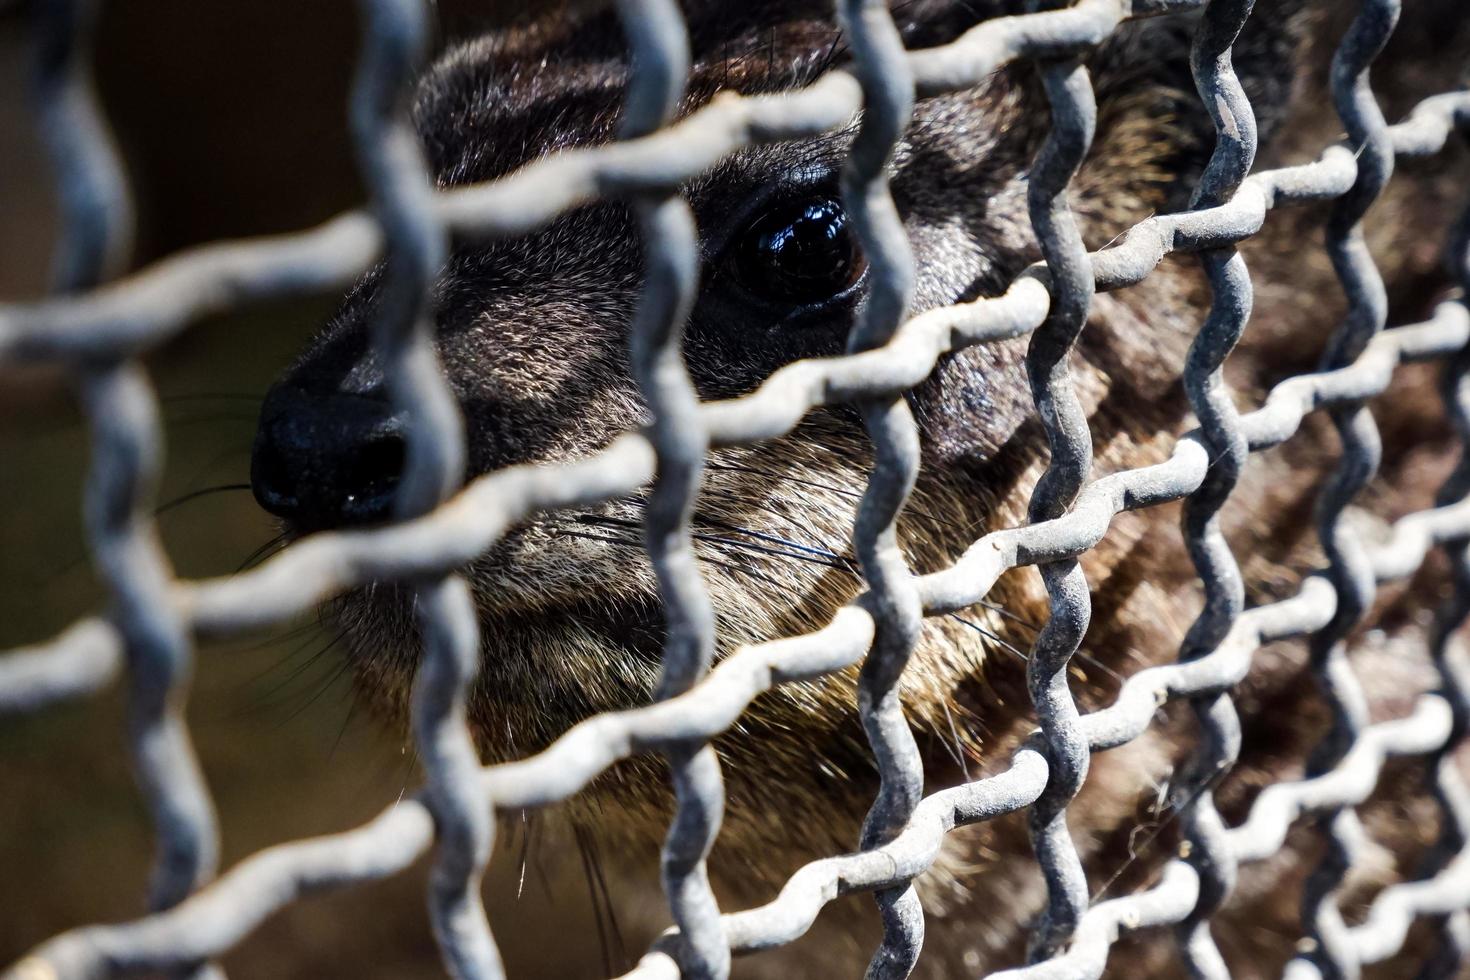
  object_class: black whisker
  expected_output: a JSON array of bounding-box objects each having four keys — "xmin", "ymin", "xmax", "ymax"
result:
[
  {"xmin": 395, "ymin": 742, "xmax": 422, "ymax": 805},
  {"xmin": 161, "ymin": 412, "xmax": 261, "ymax": 428},
  {"xmin": 585, "ymin": 494, "xmax": 1039, "ymax": 652},
  {"xmin": 155, "ymin": 483, "xmax": 252, "ymax": 518},
  {"xmin": 237, "ymin": 533, "xmax": 289, "ymax": 573},
  {"xmin": 246, "ymin": 630, "xmax": 347, "ymax": 708},
  {"xmin": 941, "ymin": 698, "xmax": 973, "ymax": 782},
  {"xmin": 175, "ymin": 444, "xmax": 255, "ymax": 491},
  {"xmin": 329, "ymin": 692, "xmax": 363, "ymax": 761},
  {"xmin": 696, "ymin": 532, "xmax": 855, "ymax": 572},
  {"xmin": 515, "ymin": 810, "xmax": 533, "ymax": 901},
  {"xmin": 575, "ymin": 513, "xmax": 860, "ymax": 575},
  {"xmin": 1091, "ymin": 765, "xmax": 1228, "ymax": 904},
  {"xmin": 570, "ymin": 514, "xmax": 639, "ymax": 530},
  {"xmin": 558, "ymin": 526, "xmax": 852, "ymax": 599},
  {"xmin": 695, "ymin": 516, "xmax": 858, "ymax": 568},
  {"xmin": 1072, "ymin": 649, "xmax": 1126, "ymax": 685},
  {"xmin": 554, "ymin": 528, "xmax": 644, "ymax": 549},
  {"xmin": 576, "ymin": 514, "xmax": 848, "ymax": 569},
  {"xmin": 583, "ymin": 829, "xmax": 626, "ymax": 971},
  {"xmin": 210, "ymin": 619, "xmax": 323, "ymax": 657},
  {"xmin": 709, "ymin": 496, "xmax": 853, "ymax": 554},
  {"xmin": 528, "ymin": 811, "xmax": 554, "ymax": 901},
  {"xmin": 562, "ymin": 517, "xmax": 1104, "ymax": 679},
  {"xmin": 34, "ymin": 482, "xmax": 258, "ymax": 588},
  {"xmin": 975, "ymin": 598, "xmax": 1044, "ymax": 635},
  {"xmin": 703, "ymin": 554, "xmax": 810, "ymax": 593},
  {"xmin": 815, "ymin": 26, "xmax": 846, "ymax": 79},
  {"xmin": 765, "ymin": 26, "xmax": 775, "ymax": 91},
  {"xmin": 278, "ymin": 654, "xmax": 355, "ymax": 724},
  {"xmin": 574, "ymin": 824, "xmax": 617, "ymax": 977},
  {"xmin": 703, "ymin": 460, "xmax": 964, "ymax": 531},
  {"xmin": 559, "ymin": 527, "xmax": 803, "ymax": 594},
  {"xmin": 949, "ymin": 611, "xmax": 1124, "ymax": 683},
  {"xmin": 949, "ymin": 613, "xmax": 1030, "ymax": 665}
]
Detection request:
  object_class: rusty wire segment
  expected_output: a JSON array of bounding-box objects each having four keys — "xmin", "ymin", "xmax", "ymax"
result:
[{"xmin": 3, "ymin": 0, "xmax": 1470, "ymax": 978}]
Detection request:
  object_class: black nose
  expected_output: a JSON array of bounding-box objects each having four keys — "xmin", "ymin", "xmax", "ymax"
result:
[{"xmin": 251, "ymin": 383, "xmax": 407, "ymax": 533}]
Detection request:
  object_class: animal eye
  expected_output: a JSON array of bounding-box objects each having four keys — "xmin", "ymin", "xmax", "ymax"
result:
[{"xmin": 731, "ymin": 197, "xmax": 867, "ymax": 307}]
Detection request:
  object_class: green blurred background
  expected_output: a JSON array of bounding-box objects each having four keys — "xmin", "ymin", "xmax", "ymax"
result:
[{"xmin": 0, "ymin": 3, "xmax": 632, "ymax": 976}]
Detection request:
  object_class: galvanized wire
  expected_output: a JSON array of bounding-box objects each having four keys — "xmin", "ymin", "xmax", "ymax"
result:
[
  {"xmin": 1292, "ymin": 3, "xmax": 1398, "ymax": 977},
  {"xmin": 29, "ymin": 0, "xmax": 219, "ymax": 936},
  {"xmin": 834, "ymin": 1, "xmax": 926, "ymax": 975},
  {"xmin": 1169, "ymin": 1, "xmax": 1256, "ymax": 975},
  {"xmin": 3, "ymin": 0, "xmax": 1470, "ymax": 978},
  {"xmin": 613, "ymin": 1, "xmax": 728, "ymax": 976},
  {"xmin": 351, "ymin": 2, "xmax": 500, "ymax": 976},
  {"xmin": 1017, "ymin": 25, "xmax": 1098, "ymax": 963}
]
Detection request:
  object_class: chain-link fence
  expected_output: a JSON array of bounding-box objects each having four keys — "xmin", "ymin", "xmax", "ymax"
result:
[{"xmin": 2, "ymin": 0, "xmax": 1469, "ymax": 977}]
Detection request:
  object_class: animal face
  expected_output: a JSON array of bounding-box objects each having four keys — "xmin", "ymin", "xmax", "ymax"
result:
[
  {"xmin": 250, "ymin": 1, "xmax": 1070, "ymax": 776},
  {"xmin": 245, "ymin": 0, "xmax": 1367, "ymax": 887},
  {"xmin": 242, "ymin": 0, "xmax": 1470, "ymax": 971}
]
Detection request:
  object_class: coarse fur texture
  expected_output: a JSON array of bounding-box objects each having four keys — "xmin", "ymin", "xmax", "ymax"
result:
[{"xmin": 250, "ymin": 1, "xmax": 1470, "ymax": 976}]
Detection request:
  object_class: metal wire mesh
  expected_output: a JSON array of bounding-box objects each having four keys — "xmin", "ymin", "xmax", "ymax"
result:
[{"xmin": 2, "ymin": 0, "xmax": 1469, "ymax": 977}]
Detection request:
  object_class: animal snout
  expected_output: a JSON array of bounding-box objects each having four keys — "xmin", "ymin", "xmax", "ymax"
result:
[{"xmin": 251, "ymin": 383, "xmax": 407, "ymax": 533}]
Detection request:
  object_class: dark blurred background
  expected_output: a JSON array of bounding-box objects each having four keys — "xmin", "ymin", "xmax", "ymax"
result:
[{"xmin": 0, "ymin": 3, "xmax": 630, "ymax": 976}]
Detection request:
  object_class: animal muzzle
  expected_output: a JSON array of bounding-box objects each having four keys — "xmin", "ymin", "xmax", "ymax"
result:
[{"xmin": 251, "ymin": 382, "xmax": 409, "ymax": 533}]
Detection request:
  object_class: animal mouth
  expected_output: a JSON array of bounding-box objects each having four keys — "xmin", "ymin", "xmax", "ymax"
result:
[
  {"xmin": 319, "ymin": 497, "xmax": 876, "ymax": 755},
  {"xmin": 328, "ymin": 559, "xmax": 670, "ymax": 759}
]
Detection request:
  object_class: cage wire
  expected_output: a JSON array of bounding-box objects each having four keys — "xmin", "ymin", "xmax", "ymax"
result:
[{"xmin": 2, "ymin": 0, "xmax": 1470, "ymax": 977}]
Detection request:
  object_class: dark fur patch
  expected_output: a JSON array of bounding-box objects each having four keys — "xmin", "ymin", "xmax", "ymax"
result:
[{"xmin": 257, "ymin": 2, "xmax": 1470, "ymax": 974}]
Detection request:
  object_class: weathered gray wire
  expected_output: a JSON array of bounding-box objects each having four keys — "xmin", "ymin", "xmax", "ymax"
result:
[
  {"xmin": 1292, "ymin": 3, "xmax": 1399, "ymax": 978},
  {"xmin": 613, "ymin": 1, "xmax": 728, "ymax": 976},
  {"xmin": 353, "ymin": 2, "xmax": 501, "ymax": 976},
  {"xmin": 3, "ymin": 1, "xmax": 1470, "ymax": 979},
  {"xmin": 28, "ymin": 0, "xmax": 221, "ymax": 938},
  {"xmin": 1170, "ymin": 1, "xmax": 1256, "ymax": 975},
  {"xmin": 1017, "ymin": 3, "xmax": 1098, "ymax": 956},
  {"xmin": 835, "ymin": 1, "xmax": 926, "ymax": 975}
]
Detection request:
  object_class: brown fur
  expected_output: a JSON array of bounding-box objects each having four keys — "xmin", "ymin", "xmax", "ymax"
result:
[{"xmin": 253, "ymin": 2, "xmax": 1470, "ymax": 975}]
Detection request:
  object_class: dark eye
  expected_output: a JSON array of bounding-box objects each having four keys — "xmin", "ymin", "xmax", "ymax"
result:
[{"xmin": 731, "ymin": 197, "xmax": 867, "ymax": 308}]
